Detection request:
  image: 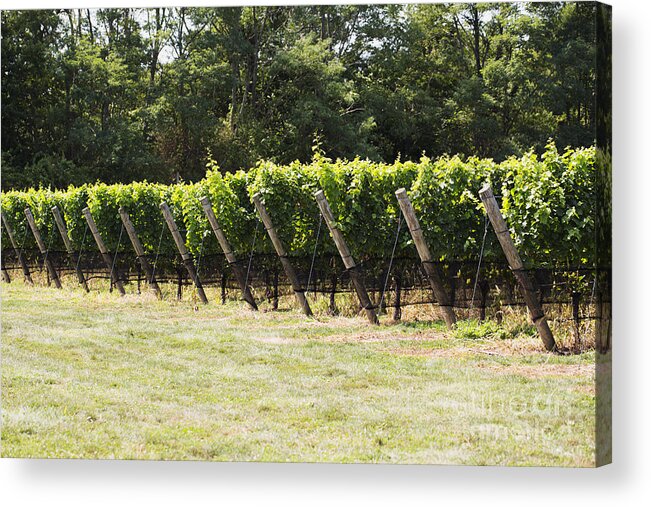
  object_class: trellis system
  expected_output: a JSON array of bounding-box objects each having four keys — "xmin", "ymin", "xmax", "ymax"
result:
[{"xmin": 1, "ymin": 184, "xmax": 585, "ymax": 352}]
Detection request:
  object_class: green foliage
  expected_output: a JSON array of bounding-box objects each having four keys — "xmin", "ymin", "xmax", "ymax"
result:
[
  {"xmin": 1, "ymin": 144, "xmax": 596, "ymax": 270},
  {"xmin": 85, "ymin": 182, "xmax": 176, "ymax": 254},
  {"xmin": 313, "ymin": 156, "xmax": 418, "ymax": 259},
  {"xmin": 2, "ymin": 4, "xmax": 601, "ymax": 189},
  {"xmin": 248, "ymin": 159, "xmax": 321, "ymax": 256},
  {"xmin": 0, "ymin": 188, "xmax": 68, "ymax": 252},
  {"xmin": 500, "ymin": 144, "xmax": 595, "ymax": 266},
  {"xmin": 452, "ymin": 319, "xmax": 510, "ymax": 341},
  {"xmin": 452, "ymin": 318, "xmax": 538, "ymax": 341},
  {"xmin": 410, "ymin": 144, "xmax": 595, "ymax": 267},
  {"xmin": 171, "ymin": 165, "xmax": 258, "ymax": 257},
  {"xmin": 58, "ymin": 185, "xmax": 90, "ymax": 250},
  {"xmin": 411, "ymin": 155, "xmax": 496, "ymax": 262}
]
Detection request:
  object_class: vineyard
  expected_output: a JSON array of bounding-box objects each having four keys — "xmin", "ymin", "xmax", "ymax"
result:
[{"xmin": 1, "ymin": 143, "xmax": 608, "ymax": 352}]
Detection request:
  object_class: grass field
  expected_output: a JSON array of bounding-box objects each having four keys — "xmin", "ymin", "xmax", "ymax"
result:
[{"xmin": 1, "ymin": 282, "xmax": 597, "ymax": 466}]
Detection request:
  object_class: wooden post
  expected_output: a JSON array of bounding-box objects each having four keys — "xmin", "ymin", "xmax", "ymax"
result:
[
  {"xmin": 118, "ymin": 207, "xmax": 162, "ymax": 299},
  {"xmin": 159, "ymin": 202, "xmax": 208, "ymax": 304},
  {"xmin": 51, "ymin": 206, "xmax": 89, "ymax": 292},
  {"xmin": 1, "ymin": 253, "xmax": 10, "ymax": 282},
  {"xmin": 479, "ymin": 280, "xmax": 489, "ymax": 321},
  {"xmin": 82, "ymin": 207, "xmax": 126, "ymax": 295},
  {"xmin": 199, "ymin": 196, "xmax": 257, "ymax": 310},
  {"xmin": 0, "ymin": 219, "xmax": 10, "ymax": 282},
  {"xmin": 329, "ymin": 272, "xmax": 337, "ymax": 315},
  {"xmin": 393, "ymin": 273, "xmax": 402, "ymax": 321},
  {"xmin": 272, "ymin": 270, "xmax": 279, "ymax": 310},
  {"xmin": 478, "ymin": 184, "xmax": 556, "ymax": 351},
  {"xmin": 2, "ymin": 212, "xmax": 34, "ymax": 285},
  {"xmin": 24, "ymin": 208, "xmax": 62, "ymax": 289},
  {"xmin": 394, "ymin": 188, "xmax": 457, "ymax": 329},
  {"xmin": 595, "ymin": 290, "xmax": 611, "ymax": 353},
  {"xmin": 221, "ymin": 272, "xmax": 228, "ymax": 304},
  {"xmin": 572, "ymin": 291, "xmax": 581, "ymax": 352},
  {"xmin": 252, "ymin": 193, "xmax": 312, "ymax": 317},
  {"xmin": 314, "ymin": 190, "xmax": 378, "ymax": 324},
  {"xmin": 176, "ymin": 268, "xmax": 184, "ymax": 301}
]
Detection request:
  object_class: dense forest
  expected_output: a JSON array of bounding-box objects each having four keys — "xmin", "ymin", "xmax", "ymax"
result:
[{"xmin": 1, "ymin": 2, "xmax": 598, "ymax": 190}]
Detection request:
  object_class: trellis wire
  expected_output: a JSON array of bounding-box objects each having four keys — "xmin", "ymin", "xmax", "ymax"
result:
[
  {"xmin": 108, "ymin": 222, "xmax": 124, "ymax": 287},
  {"xmin": 378, "ymin": 212, "xmax": 403, "ymax": 314},
  {"xmin": 3, "ymin": 248, "xmax": 607, "ymax": 314},
  {"xmin": 305, "ymin": 212, "xmax": 323, "ymax": 299},
  {"xmin": 589, "ymin": 273, "xmax": 597, "ymax": 307},
  {"xmin": 150, "ymin": 221, "xmax": 166, "ymax": 285},
  {"xmin": 470, "ymin": 213, "xmax": 490, "ymax": 309},
  {"xmin": 244, "ymin": 220, "xmax": 260, "ymax": 290},
  {"xmin": 41, "ymin": 220, "xmax": 55, "ymax": 268},
  {"xmin": 76, "ymin": 222, "xmax": 89, "ymax": 273},
  {"xmin": 195, "ymin": 230, "xmax": 207, "ymax": 278},
  {"xmin": 17, "ymin": 218, "xmax": 28, "ymax": 260}
]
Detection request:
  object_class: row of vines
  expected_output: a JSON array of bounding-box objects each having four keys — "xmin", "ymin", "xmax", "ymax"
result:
[{"xmin": 1, "ymin": 143, "xmax": 596, "ymax": 287}]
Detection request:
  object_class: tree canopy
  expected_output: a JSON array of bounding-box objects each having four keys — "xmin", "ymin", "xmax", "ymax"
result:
[{"xmin": 1, "ymin": 3, "xmax": 598, "ymax": 190}]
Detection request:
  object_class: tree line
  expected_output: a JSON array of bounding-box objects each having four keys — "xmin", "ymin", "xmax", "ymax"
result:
[{"xmin": 1, "ymin": 3, "xmax": 598, "ymax": 190}]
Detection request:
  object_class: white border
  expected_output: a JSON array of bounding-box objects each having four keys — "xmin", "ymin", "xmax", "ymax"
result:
[{"xmin": 2, "ymin": 0, "xmax": 650, "ymax": 505}]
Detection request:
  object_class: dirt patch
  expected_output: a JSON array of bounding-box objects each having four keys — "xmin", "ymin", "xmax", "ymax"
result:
[
  {"xmin": 384, "ymin": 336, "xmax": 546, "ymax": 359},
  {"xmin": 319, "ymin": 330, "xmax": 447, "ymax": 343},
  {"xmin": 255, "ymin": 336, "xmax": 295, "ymax": 344},
  {"xmin": 476, "ymin": 336, "xmax": 548, "ymax": 355},
  {"xmin": 388, "ymin": 346, "xmax": 475, "ymax": 358},
  {"xmin": 477, "ymin": 362, "xmax": 594, "ymax": 380},
  {"xmin": 573, "ymin": 383, "xmax": 596, "ymax": 396}
]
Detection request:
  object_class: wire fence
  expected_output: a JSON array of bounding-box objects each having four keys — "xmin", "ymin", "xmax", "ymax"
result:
[{"xmin": 1, "ymin": 247, "xmax": 611, "ymax": 314}]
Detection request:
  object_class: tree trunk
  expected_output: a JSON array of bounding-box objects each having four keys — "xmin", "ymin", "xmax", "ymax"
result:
[
  {"xmin": 471, "ymin": 5, "xmax": 482, "ymax": 77},
  {"xmin": 320, "ymin": 6, "xmax": 327, "ymax": 40},
  {"xmin": 149, "ymin": 8, "xmax": 163, "ymax": 87},
  {"xmin": 86, "ymin": 10, "xmax": 94, "ymax": 41}
]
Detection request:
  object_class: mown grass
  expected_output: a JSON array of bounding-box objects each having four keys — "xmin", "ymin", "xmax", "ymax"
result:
[{"xmin": 1, "ymin": 281, "xmax": 596, "ymax": 466}]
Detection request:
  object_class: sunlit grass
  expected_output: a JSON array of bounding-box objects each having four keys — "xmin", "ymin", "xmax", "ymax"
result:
[{"xmin": 1, "ymin": 281, "xmax": 596, "ymax": 465}]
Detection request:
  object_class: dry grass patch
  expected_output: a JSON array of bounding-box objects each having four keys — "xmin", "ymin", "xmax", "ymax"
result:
[{"xmin": 477, "ymin": 362, "xmax": 594, "ymax": 380}]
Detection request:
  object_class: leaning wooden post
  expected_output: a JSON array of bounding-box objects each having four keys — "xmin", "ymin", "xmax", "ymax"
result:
[
  {"xmin": 2, "ymin": 212, "xmax": 34, "ymax": 285},
  {"xmin": 199, "ymin": 196, "xmax": 258, "ymax": 310},
  {"xmin": 394, "ymin": 188, "xmax": 457, "ymax": 329},
  {"xmin": 2, "ymin": 213, "xmax": 33, "ymax": 285},
  {"xmin": 0, "ymin": 220, "xmax": 9, "ymax": 282},
  {"xmin": 51, "ymin": 206, "xmax": 89, "ymax": 292},
  {"xmin": 0, "ymin": 220, "xmax": 10, "ymax": 282},
  {"xmin": 24, "ymin": 208, "xmax": 62, "ymax": 289},
  {"xmin": 1, "ymin": 253, "xmax": 10, "ymax": 282},
  {"xmin": 252, "ymin": 193, "xmax": 313, "ymax": 317},
  {"xmin": 118, "ymin": 207, "xmax": 162, "ymax": 299},
  {"xmin": 314, "ymin": 190, "xmax": 378, "ymax": 325},
  {"xmin": 82, "ymin": 207, "xmax": 126, "ymax": 295},
  {"xmin": 478, "ymin": 184, "xmax": 556, "ymax": 351},
  {"xmin": 159, "ymin": 202, "xmax": 208, "ymax": 304}
]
